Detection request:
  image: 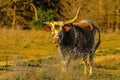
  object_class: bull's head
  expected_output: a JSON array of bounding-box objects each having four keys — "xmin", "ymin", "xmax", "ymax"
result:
[
  {"xmin": 30, "ymin": 2, "xmax": 85, "ymax": 45},
  {"xmin": 42, "ymin": 4, "xmax": 85, "ymax": 45},
  {"xmin": 42, "ymin": 6, "xmax": 81, "ymax": 43}
]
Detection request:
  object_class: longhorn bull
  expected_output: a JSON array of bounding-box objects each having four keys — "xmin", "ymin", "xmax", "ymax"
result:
[{"xmin": 40, "ymin": 4, "xmax": 101, "ymax": 75}]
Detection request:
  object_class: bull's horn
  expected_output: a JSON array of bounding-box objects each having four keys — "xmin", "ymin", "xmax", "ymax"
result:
[
  {"xmin": 42, "ymin": 21, "xmax": 64, "ymax": 27},
  {"xmin": 64, "ymin": 3, "xmax": 86, "ymax": 24},
  {"xmin": 29, "ymin": 3, "xmax": 38, "ymax": 21},
  {"xmin": 42, "ymin": 22, "xmax": 52, "ymax": 25}
]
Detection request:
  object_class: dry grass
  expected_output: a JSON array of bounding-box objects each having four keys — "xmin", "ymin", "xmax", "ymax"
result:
[
  {"xmin": 0, "ymin": 29, "xmax": 120, "ymax": 80},
  {"xmin": 0, "ymin": 29, "xmax": 57, "ymax": 61}
]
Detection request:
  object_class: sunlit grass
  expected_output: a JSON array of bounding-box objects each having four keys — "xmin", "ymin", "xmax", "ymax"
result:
[
  {"xmin": 0, "ymin": 29, "xmax": 57, "ymax": 57},
  {"xmin": 0, "ymin": 29, "xmax": 120, "ymax": 80},
  {"xmin": 98, "ymin": 33, "xmax": 120, "ymax": 50}
]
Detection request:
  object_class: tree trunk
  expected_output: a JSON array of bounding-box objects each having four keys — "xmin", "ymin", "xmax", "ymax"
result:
[
  {"xmin": 115, "ymin": 7, "xmax": 120, "ymax": 34},
  {"xmin": 98, "ymin": 0, "xmax": 104, "ymax": 16},
  {"xmin": 12, "ymin": 0, "xmax": 16, "ymax": 29}
]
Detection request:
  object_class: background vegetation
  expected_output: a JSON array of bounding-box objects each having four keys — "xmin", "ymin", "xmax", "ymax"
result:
[
  {"xmin": 0, "ymin": 0, "xmax": 120, "ymax": 33},
  {"xmin": 0, "ymin": 30, "xmax": 120, "ymax": 80},
  {"xmin": 0, "ymin": 0, "xmax": 120, "ymax": 80}
]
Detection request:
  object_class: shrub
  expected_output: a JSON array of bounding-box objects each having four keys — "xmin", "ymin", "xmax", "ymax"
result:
[{"xmin": 30, "ymin": 7, "xmax": 56, "ymax": 30}]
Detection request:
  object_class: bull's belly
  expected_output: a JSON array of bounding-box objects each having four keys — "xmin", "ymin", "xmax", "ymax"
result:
[{"xmin": 60, "ymin": 47, "xmax": 89, "ymax": 59}]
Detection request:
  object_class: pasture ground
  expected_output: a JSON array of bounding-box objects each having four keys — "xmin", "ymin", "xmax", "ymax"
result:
[{"xmin": 0, "ymin": 29, "xmax": 120, "ymax": 80}]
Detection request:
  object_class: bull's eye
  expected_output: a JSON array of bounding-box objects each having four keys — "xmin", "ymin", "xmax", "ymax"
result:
[{"xmin": 55, "ymin": 25, "xmax": 60, "ymax": 30}]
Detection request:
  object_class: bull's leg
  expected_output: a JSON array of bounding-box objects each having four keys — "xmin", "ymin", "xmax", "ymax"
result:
[
  {"xmin": 89, "ymin": 48, "xmax": 95, "ymax": 75},
  {"xmin": 83, "ymin": 54, "xmax": 93, "ymax": 76},
  {"xmin": 61, "ymin": 60, "xmax": 68, "ymax": 73},
  {"xmin": 61, "ymin": 56, "xmax": 71, "ymax": 73},
  {"xmin": 89, "ymin": 53, "xmax": 94, "ymax": 75},
  {"xmin": 83, "ymin": 56, "xmax": 88, "ymax": 75},
  {"xmin": 89, "ymin": 57, "xmax": 93, "ymax": 75}
]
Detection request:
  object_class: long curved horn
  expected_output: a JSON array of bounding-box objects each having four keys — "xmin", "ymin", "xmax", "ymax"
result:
[
  {"xmin": 42, "ymin": 21, "xmax": 64, "ymax": 27},
  {"xmin": 29, "ymin": 3, "xmax": 38, "ymax": 21},
  {"xmin": 64, "ymin": 3, "xmax": 86, "ymax": 24},
  {"xmin": 42, "ymin": 22, "xmax": 52, "ymax": 25}
]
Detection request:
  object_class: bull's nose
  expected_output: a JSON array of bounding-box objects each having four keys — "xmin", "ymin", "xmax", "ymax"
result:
[{"xmin": 53, "ymin": 38, "xmax": 59, "ymax": 44}]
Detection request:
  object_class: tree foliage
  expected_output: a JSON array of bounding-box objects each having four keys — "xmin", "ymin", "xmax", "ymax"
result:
[
  {"xmin": 30, "ymin": 7, "xmax": 56, "ymax": 29},
  {"xmin": 55, "ymin": 0, "xmax": 120, "ymax": 33},
  {"xmin": 0, "ymin": 0, "xmax": 119, "ymax": 33},
  {"xmin": 0, "ymin": 0, "xmax": 34, "ymax": 29}
]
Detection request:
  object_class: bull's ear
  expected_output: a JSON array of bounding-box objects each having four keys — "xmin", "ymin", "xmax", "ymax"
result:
[
  {"xmin": 44, "ymin": 26, "xmax": 51, "ymax": 32},
  {"xmin": 63, "ymin": 25, "xmax": 71, "ymax": 32}
]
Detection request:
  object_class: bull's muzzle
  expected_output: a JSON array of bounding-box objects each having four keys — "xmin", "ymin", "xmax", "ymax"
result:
[
  {"xmin": 53, "ymin": 37, "xmax": 59, "ymax": 44},
  {"xmin": 53, "ymin": 37, "xmax": 59, "ymax": 47}
]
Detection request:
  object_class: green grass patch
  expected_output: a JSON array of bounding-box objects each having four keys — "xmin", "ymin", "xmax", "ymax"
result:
[{"xmin": 96, "ymin": 49, "xmax": 120, "ymax": 56}]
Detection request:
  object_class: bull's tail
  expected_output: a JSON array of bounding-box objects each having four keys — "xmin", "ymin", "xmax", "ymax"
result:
[
  {"xmin": 86, "ymin": 20, "xmax": 101, "ymax": 50},
  {"xmin": 95, "ymin": 26, "xmax": 101, "ymax": 51}
]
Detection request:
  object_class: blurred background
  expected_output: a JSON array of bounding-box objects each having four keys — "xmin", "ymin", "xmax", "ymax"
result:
[{"xmin": 0, "ymin": 0, "xmax": 119, "ymax": 33}]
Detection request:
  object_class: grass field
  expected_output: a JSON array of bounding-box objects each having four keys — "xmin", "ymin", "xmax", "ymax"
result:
[{"xmin": 0, "ymin": 29, "xmax": 120, "ymax": 80}]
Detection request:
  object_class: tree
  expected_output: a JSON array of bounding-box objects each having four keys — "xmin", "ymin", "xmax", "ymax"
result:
[
  {"xmin": 0, "ymin": 0, "xmax": 119, "ymax": 32},
  {"xmin": 29, "ymin": 0, "xmax": 57, "ymax": 29},
  {"xmin": 113, "ymin": 0, "xmax": 120, "ymax": 33},
  {"xmin": 11, "ymin": 0, "xmax": 17, "ymax": 29},
  {"xmin": 0, "ymin": 0, "xmax": 13, "ymax": 28},
  {"xmin": 55, "ymin": 0, "xmax": 85, "ymax": 21},
  {"xmin": 0, "ymin": 0, "xmax": 35, "ymax": 29}
]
